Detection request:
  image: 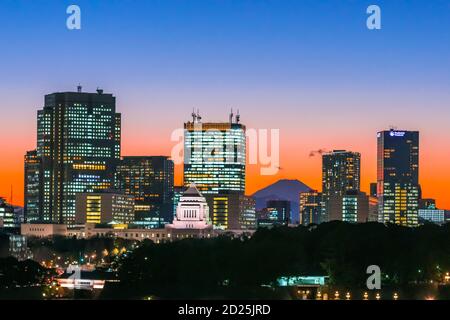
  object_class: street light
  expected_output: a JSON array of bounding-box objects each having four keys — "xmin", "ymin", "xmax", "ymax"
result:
[
  {"xmin": 316, "ymin": 291, "xmax": 322, "ymax": 300},
  {"xmin": 363, "ymin": 292, "xmax": 369, "ymax": 300},
  {"xmin": 393, "ymin": 292, "xmax": 399, "ymax": 300},
  {"xmin": 345, "ymin": 292, "xmax": 351, "ymax": 300},
  {"xmin": 375, "ymin": 293, "xmax": 381, "ymax": 300}
]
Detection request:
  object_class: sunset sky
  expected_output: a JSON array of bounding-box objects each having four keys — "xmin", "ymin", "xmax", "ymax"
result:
[{"xmin": 0, "ymin": 0, "xmax": 449, "ymax": 208}]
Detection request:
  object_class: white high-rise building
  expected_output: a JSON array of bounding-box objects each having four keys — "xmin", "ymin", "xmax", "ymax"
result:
[{"xmin": 166, "ymin": 184, "xmax": 212, "ymax": 230}]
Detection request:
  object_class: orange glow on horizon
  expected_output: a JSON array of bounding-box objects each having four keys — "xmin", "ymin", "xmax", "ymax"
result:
[{"xmin": 0, "ymin": 128, "xmax": 449, "ymax": 211}]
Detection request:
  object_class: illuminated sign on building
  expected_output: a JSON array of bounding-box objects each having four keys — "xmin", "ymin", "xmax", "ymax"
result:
[{"xmin": 389, "ymin": 131, "xmax": 405, "ymax": 137}]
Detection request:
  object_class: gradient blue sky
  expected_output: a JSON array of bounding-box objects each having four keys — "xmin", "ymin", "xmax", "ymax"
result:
[{"xmin": 0, "ymin": 0, "xmax": 449, "ymax": 207}]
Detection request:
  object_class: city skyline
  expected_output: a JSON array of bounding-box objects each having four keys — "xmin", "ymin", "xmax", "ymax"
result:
[
  {"xmin": 2, "ymin": 88, "xmax": 446, "ymax": 208},
  {"xmin": 1, "ymin": 1, "xmax": 449, "ymax": 209}
]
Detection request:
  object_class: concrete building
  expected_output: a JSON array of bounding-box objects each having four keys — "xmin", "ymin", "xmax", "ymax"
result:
[
  {"xmin": 327, "ymin": 190, "xmax": 369, "ymax": 223},
  {"xmin": 166, "ymin": 184, "xmax": 212, "ymax": 230},
  {"xmin": 205, "ymin": 193, "xmax": 256, "ymax": 230},
  {"xmin": 75, "ymin": 192, "xmax": 135, "ymax": 225},
  {"xmin": 21, "ymin": 222, "xmax": 254, "ymax": 243},
  {"xmin": 21, "ymin": 223, "xmax": 68, "ymax": 238}
]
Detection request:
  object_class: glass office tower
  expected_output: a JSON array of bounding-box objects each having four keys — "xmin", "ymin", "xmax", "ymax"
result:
[
  {"xmin": 24, "ymin": 150, "xmax": 42, "ymax": 222},
  {"xmin": 183, "ymin": 112, "xmax": 246, "ymax": 195},
  {"xmin": 32, "ymin": 88, "xmax": 120, "ymax": 226},
  {"xmin": 115, "ymin": 156, "xmax": 174, "ymax": 228},
  {"xmin": 377, "ymin": 130, "xmax": 419, "ymax": 227},
  {"xmin": 322, "ymin": 150, "xmax": 361, "ymax": 221}
]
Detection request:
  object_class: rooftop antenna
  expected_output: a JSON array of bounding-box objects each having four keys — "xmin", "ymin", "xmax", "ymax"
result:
[
  {"xmin": 96, "ymin": 87, "xmax": 103, "ymax": 94},
  {"xmin": 191, "ymin": 108, "xmax": 196, "ymax": 123},
  {"xmin": 77, "ymin": 84, "xmax": 82, "ymax": 93},
  {"xmin": 236, "ymin": 109, "xmax": 240, "ymax": 123},
  {"xmin": 229, "ymin": 108, "xmax": 234, "ymax": 124},
  {"xmin": 196, "ymin": 109, "xmax": 202, "ymax": 122},
  {"xmin": 389, "ymin": 125, "xmax": 397, "ymax": 131},
  {"xmin": 10, "ymin": 184, "xmax": 13, "ymax": 205}
]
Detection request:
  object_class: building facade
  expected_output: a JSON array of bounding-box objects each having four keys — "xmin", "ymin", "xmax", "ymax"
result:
[
  {"xmin": 183, "ymin": 111, "xmax": 246, "ymax": 195},
  {"xmin": 24, "ymin": 150, "xmax": 42, "ymax": 222},
  {"xmin": 29, "ymin": 88, "xmax": 121, "ymax": 226},
  {"xmin": 368, "ymin": 195, "xmax": 379, "ymax": 222},
  {"xmin": 21, "ymin": 223, "xmax": 68, "ymax": 238},
  {"xmin": 327, "ymin": 190, "xmax": 369, "ymax": 223},
  {"xmin": 266, "ymin": 200, "xmax": 291, "ymax": 225},
  {"xmin": 418, "ymin": 208, "xmax": 446, "ymax": 225},
  {"xmin": 322, "ymin": 150, "xmax": 361, "ymax": 221},
  {"xmin": 167, "ymin": 184, "xmax": 212, "ymax": 230},
  {"xmin": 239, "ymin": 196, "xmax": 257, "ymax": 230},
  {"xmin": 75, "ymin": 192, "xmax": 135, "ymax": 225},
  {"xmin": 205, "ymin": 193, "xmax": 256, "ymax": 230},
  {"xmin": 115, "ymin": 156, "xmax": 174, "ymax": 228},
  {"xmin": 299, "ymin": 190, "xmax": 323, "ymax": 226},
  {"xmin": 377, "ymin": 130, "xmax": 419, "ymax": 227},
  {"xmin": 173, "ymin": 186, "xmax": 184, "ymax": 219},
  {"xmin": 0, "ymin": 198, "xmax": 16, "ymax": 228}
]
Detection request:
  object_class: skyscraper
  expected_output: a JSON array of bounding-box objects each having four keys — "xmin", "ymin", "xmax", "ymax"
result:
[
  {"xmin": 24, "ymin": 150, "xmax": 42, "ymax": 222},
  {"xmin": 322, "ymin": 150, "xmax": 361, "ymax": 221},
  {"xmin": 115, "ymin": 156, "xmax": 174, "ymax": 228},
  {"xmin": 183, "ymin": 111, "xmax": 246, "ymax": 195},
  {"xmin": 377, "ymin": 130, "xmax": 419, "ymax": 227},
  {"xmin": 31, "ymin": 88, "xmax": 121, "ymax": 226}
]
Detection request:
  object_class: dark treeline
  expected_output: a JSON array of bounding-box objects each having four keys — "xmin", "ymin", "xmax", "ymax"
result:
[
  {"xmin": 107, "ymin": 222, "xmax": 450, "ymax": 299},
  {"xmin": 0, "ymin": 257, "xmax": 49, "ymax": 288},
  {"xmin": 27, "ymin": 236, "xmax": 138, "ymax": 263},
  {"xmin": 0, "ymin": 233, "xmax": 9, "ymax": 258}
]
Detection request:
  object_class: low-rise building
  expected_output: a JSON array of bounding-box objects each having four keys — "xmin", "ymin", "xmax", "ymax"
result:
[
  {"xmin": 9, "ymin": 234, "xmax": 31, "ymax": 260},
  {"xmin": 0, "ymin": 198, "xmax": 16, "ymax": 228},
  {"xmin": 205, "ymin": 193, "xmax": 256, "ymax": 230},
  {"xmin": 418, "ymin": 208, "xmax": 446, "ymax": 225},
  {"xmin": 327, "ymin": 190, "xmax": 369, "ymax": 223},
  {"xmin": 21, "ymin": 223, "xmax": 67, "ymax": 238}
]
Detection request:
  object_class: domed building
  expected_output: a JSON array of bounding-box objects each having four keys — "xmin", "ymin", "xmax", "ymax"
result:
[{"xmin": 166, "ymin": 183, "xmax": 212, "ymax": 230}]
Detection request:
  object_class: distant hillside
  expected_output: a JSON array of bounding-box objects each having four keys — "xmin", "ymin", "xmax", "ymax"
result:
[{"xmin": 251, "ymin": 179, "xmax": 312, "ymax": 223}]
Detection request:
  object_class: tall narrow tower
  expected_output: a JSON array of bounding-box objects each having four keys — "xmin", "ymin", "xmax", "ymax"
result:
[{"xmin": 377, "ymin": 130, "xmax": 419, "ymax": 227}]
